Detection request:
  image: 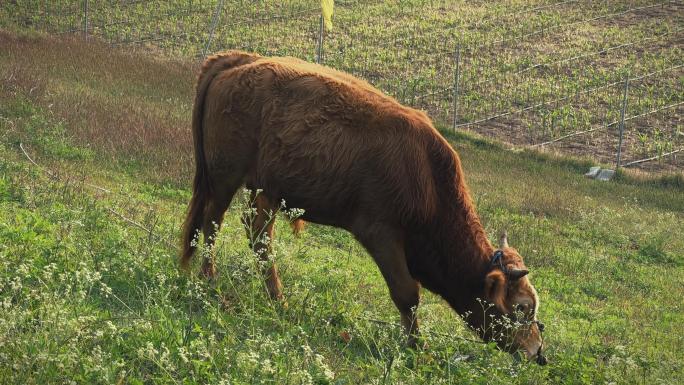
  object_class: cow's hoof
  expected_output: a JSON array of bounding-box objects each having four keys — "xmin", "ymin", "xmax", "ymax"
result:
[{"xmin": 406, "ymin": 336, "xmax": 428, "ymax": 350}]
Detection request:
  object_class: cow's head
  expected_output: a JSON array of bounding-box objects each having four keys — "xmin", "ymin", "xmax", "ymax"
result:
[{"xmin": 478, "ymin": 232, "xmax": 547, "ymax": 364}]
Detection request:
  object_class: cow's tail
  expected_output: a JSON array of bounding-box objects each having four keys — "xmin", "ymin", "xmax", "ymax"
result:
[{"xmin": 180, "ymin": 51, "xmax": 261, "ymax": 269}]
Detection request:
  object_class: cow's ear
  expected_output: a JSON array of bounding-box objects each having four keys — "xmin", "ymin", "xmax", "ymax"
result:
[{"xmin": 485, "ymin": 270, "xmax": 507, "ymax": 312}]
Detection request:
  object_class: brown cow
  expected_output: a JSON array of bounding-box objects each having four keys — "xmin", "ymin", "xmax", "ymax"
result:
[{"xmin": 181, "ymin": 51, "xmax": 547, "ymax": 364}]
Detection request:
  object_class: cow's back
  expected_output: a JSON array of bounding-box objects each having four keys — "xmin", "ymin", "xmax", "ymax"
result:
[{"xmin": 203, "ymin": 54, "xmax": 442, "ymax": 227}]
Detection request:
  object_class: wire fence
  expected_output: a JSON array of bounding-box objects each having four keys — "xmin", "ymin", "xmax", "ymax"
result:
[{"xmin": 3, "ymin": 0, "xmax": 682, "ymax": 172}]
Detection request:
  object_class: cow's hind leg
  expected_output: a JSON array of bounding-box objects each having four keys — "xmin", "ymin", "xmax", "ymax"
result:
[
  {"xmin": 200, "ymin": 175, "xmax": 244, "ymax": 279},
  {"xmin": 243, "ymin": 192, "xmax": 284, "ymax": 302},
  {"xmin": 355, "ymin": 223, "xmax": 421, "ymax": 347}
]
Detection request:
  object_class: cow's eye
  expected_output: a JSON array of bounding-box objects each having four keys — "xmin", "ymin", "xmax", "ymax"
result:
[{"xmin": 515, "ymin": 304, "xmax": 526, "ymax": 312}]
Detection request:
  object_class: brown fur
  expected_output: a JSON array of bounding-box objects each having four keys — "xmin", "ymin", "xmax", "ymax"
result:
[
  {"xmin": 181, "ymin": 51, "xmax": 544, "ymax": 359},
  {"xmin": 290, "ymin": 218, "xmax": 306, "ymax": 236}
]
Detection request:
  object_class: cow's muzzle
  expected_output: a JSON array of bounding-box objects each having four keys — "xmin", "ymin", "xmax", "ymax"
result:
[{"xmin": 535, "ymin": 347, "xmax": 548, "ymax": 365}]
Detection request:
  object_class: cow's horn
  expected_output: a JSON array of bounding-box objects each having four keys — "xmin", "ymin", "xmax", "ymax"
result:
[{"xmin": 508, "ymin": 269, "xmax": 529, "ymax": 280}]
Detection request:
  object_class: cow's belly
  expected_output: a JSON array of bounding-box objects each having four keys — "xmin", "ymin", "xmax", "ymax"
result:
[{"xmin": 267, "ymin": 179, "xmax": 360, "ymax": 230}]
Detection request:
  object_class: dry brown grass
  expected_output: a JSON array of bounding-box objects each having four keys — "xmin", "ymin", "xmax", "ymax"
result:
[{"xmin": 0, "ymin": 30, "xmax": 197, "ymax": 184}]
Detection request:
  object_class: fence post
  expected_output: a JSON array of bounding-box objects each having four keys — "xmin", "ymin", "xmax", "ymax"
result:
[
  {"xmin": 83, "ymin": 0, "xmax": 88, "ymax": 40},
  {"xmin": 202, "ymin": 0, "xmax": 224, "ymax": 59},
  {"xmin": 451, "ymin": 43, "xmax": 461, "ymax": 132},
  {"xmin": 616, "ymin": 76, "xmax": 630, "ymax": 169},
  {"xmin": 316, "ymin": 14, "xmax": 324, "ymax": 64}
]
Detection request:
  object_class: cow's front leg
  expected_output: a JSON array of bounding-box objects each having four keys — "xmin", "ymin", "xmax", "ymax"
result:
[{"xmin": 355, "ymin": 223, "xmax": 421, "ymax": 347}]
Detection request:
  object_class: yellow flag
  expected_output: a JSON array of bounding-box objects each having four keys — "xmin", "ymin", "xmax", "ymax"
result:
[{"xmin": 321, "ymin": 0, "xmax": 334, "ymax": 31}]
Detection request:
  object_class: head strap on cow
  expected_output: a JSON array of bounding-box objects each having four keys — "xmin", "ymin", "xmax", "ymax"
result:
[
  {"xmin": 490, "ymin": 249, "xmax": 529, "ymax": 280},
  {"xmin": 490, "ymin": 250, "xmax": 507, "ymax": 273}
]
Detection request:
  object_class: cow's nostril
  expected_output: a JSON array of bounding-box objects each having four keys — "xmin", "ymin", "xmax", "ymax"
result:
[{"xmin": 536, "ymin": 353, "xmax": 548, "ymax": 365}]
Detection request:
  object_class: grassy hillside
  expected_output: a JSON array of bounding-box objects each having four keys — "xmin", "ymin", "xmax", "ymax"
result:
[
  {"xmin": 1, "ymin": 30, "xmax": 684, "ymax": 385},
  {"xmin": 2, "ymin": 0, "xmax": 683, "ymax": 171}
]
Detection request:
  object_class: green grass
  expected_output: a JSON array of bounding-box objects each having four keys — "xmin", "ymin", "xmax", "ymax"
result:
[{"xmin": 1, "ymin": 30, "xmax": 683, "ymax": 384}]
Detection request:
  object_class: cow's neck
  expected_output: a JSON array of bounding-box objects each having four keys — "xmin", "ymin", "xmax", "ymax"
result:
[{"xmin": 406, "ymin": 161, "xmax": 495, "ymax": 314}]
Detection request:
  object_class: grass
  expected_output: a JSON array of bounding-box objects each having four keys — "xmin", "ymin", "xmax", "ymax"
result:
[
  {"xmin": 1, "ymin": 29, "xmax": 683, "ymax": 384},
  {"xmin": 0, "ymin": 29, "xmax": 196, "ymax": 184}
]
